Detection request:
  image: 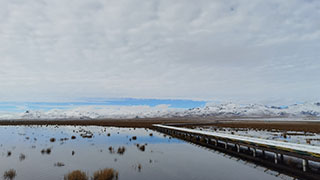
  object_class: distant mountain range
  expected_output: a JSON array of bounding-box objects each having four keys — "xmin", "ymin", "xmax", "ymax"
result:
[{"xmin": 0, "ymin": 102, "xmax": 320, "ymax": 120}]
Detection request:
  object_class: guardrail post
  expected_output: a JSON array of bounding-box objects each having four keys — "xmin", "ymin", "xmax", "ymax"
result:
[
  {"xmin": 274, "ymin": 153, "xmax": 278, "ymax": 164},
  {"xmin": 253, "ymin": 148, "xmax": 256, "ymax": 157},
  {"xmin": 302, "ymin": 159, "xmax": 308, "ymax": 172},
  {"xmin": 236, "ymin": 144, "xmax": 240, "ymax": 153}
]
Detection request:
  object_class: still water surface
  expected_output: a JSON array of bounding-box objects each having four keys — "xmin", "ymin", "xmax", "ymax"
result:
[{"xmin": 0, "ymin": 126, "xmax": 290, "ymax": 180}]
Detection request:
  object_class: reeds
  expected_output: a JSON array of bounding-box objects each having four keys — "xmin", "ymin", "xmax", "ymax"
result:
[
  {"xmin": 65, "ymin": 169, "xmax": 118, "ymax": 180},
  {"xmin": 64, "ymin": 170, "xmax": 88, "ymax": 180},
  {"xmin": 93, "ymin": 168, "xmax": 118, "ymax": 180},
  {"xmin": 3, "ymin": 169, "xmax": 16, "ymax": 180}
]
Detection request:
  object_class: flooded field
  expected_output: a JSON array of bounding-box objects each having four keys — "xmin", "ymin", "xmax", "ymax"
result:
[{"xmin": 0, "ymin": 125, "xmax": 292, "ymax": 180}]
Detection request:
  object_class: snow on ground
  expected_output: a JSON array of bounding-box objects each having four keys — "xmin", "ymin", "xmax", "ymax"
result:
[
  {"xmin": 154, "ymin": 124, "xmax": 320, "ymax": 154},
  {"xmin": 0, "ymin": 102, "xmax": 320, "ymax": 120},
  {"xmin": 195, "ymin": 126, "xmax": 320, "ymax": 146}
]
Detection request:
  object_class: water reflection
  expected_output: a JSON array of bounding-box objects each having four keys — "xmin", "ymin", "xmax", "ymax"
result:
[{"xmin": 0, "ymin": 125, "xmax": 288, "ymax": 180}]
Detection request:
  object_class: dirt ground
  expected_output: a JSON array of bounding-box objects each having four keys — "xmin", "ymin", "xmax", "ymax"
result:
[{"xmin": 0, "ymin": 118, "xmax": 320, "ymax": 133}]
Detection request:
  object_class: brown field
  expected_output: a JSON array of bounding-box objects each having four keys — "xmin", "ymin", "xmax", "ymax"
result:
[
  {"xmin": 0, "ymin": 118, "xmax": 320, "ymax": 133},
  {"xmin": 0, "ymin": 118, "xmax": 210, "ymax": 128}
]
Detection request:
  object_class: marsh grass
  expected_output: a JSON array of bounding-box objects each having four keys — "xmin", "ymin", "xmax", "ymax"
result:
[
  {"xmin": 93, "ymin": 168, "xmax": 118, "ymax": 180},
  {"xmin": 64, "ymin": 170, "xmax": 88, "ymax": 180},
  {"xmin": 3, "ymin": 169, "xmax": 16, "ymax": 180}
]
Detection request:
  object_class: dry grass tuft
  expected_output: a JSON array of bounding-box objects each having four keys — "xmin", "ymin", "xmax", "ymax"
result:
[
  {"xmin": 3, "ymin": 169, "xmax": 16, "ymax": 180},
  {"xmin": 64, "ymin": 170, "xmax": 88, "ymax": 180},
  {"xmin": 93, "ymin": 168, "xmax": 118, "ymax": 180}
]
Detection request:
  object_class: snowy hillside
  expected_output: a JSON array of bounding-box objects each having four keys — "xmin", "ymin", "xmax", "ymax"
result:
[
  {"xmin": 183, "ymin": 102, "xmax": 320, "ymax": 117},
  {"xmin": 0, "ymin": 102, "xmax": 320, "ymax": 120}
]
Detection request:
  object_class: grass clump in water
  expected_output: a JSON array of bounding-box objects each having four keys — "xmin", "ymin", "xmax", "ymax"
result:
[
  {"xmin": 54, "ymin": 162, "xmax": 65, "ymax": 167},
  {"xmin": 64, "ymin": 170, "xmax": 88, "ymax": 180},
  {"xmin": 93, "ymin": 168, "xmax": 118, "ymax": 180},
  {"xmin": 108, "ymin": 146, "xmax": 114, "ymax": 154},
  {"xmin": 138, "ymin": 145, "xmax": 145, "ymax": 152},
  {"xmin": 41, "ymin": 148, "xmax": 52, "ymax": 155},
  {"xmin": 19, "ymin": 154, "xmax": 26, "ymax": 161},
  {"xmin": 117, "ymin": 147, "xmax": 126, "ymax": 155},
  {"xmin": 3, "ymin": 169, "xmax": 16, "ymax": 180}
]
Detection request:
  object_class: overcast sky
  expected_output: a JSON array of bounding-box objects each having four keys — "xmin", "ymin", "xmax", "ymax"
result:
[{"xmin": 0, "ymin": 0, "xmax": 319, "ymax": 104}]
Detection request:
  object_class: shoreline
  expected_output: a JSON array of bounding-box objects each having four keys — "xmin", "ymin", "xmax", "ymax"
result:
[{"xmin": 1, "ymin": 117, "xmax": 320, "ymax": 132}]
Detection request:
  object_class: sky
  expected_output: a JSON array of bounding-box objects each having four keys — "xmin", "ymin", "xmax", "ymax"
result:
[{"xmin": 0, "ymin": 0, "xmax": 319, "ymax": 106}]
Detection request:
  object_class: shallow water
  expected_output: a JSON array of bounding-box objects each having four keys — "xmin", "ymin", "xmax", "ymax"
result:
[{"xmin": 0, "ymin": 126, "xmax": 290, "ymax": 180}]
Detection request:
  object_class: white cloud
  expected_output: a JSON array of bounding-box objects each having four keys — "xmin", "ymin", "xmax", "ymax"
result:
[{"xmin": 0, "ymin": 0, "xmax": 319, "ymax": 104}]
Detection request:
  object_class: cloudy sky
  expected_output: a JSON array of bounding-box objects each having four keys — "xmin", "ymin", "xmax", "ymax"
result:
[{"xmin": 0, "ymin": 0, "xmax": 319, "ymax": 104}]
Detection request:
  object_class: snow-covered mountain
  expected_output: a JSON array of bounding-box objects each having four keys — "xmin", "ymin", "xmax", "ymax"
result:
[
  {"xmin": 183, "ymin": 102, "xmax": 320, "ymax": 117},
  {"xmin": 0, "ymin": 102, "xmax": 320, "ymax": 120}
]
